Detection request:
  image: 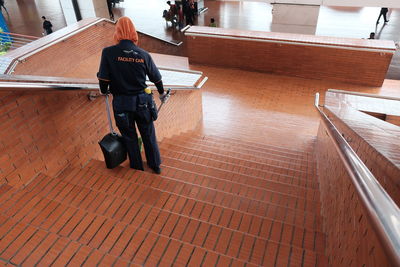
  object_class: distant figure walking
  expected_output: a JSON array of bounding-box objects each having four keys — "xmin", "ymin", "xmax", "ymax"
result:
[
  {"xmin": 42, "ymin": 16, "xmax": 53, "ymax": 35},
  {"xmin": 376, "ymin": 8, "xmax": 389, "ymax": 24},
  {"xmin": 0, "ymin": 0, "xmax": 9, "ymax": 17},
  {"xmin": 106, "ymin": 0, "xmax": 114, "ymax": 20},
  {"xmin": 184, "ymin": 0, "xmax": 194, "ymax": 25}
]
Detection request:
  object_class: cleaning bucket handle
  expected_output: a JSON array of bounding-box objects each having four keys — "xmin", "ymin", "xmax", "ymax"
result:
[{"xmin": 105, "ymin": 94, "xmax": 115, "ymax": 134}]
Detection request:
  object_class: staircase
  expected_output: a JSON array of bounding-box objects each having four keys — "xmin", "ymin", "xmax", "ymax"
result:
[{"xmin": 0, "ymin": 132, "xmax": 327, "ymax": 266}]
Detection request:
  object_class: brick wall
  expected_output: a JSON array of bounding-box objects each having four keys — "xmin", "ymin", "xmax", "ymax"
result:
[
  {"xmin": 323, "ymin": 107, "xmax": 400, "ymax": 206},
  {"xmin": 0, "ymin": 89, "xmax": 202, "ymax": 188},
  {"xmin": 185, "ymin": 27, "xmax": 394, "ymax": 86},
  {"xmin": 316, "ymin": 124, "xmax": 391, "ymax": 266},
  {"xmin": 137, "ymin": 32, "xmax": 185, "ymax": 57},
  {"xmin": 12, "ymin": 21, "xmax": 115, "ymax": 77}
]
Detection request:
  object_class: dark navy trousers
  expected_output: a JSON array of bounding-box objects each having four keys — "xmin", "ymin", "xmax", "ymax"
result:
[{"xmin": 113, "ymin": 110, "xmax": 161, "ymax": 170}]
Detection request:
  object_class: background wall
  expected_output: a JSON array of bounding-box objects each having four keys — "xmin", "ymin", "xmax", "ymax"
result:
[{"xmin": 186, "ymin": 27, "xmax": 395, "ymax": 86}]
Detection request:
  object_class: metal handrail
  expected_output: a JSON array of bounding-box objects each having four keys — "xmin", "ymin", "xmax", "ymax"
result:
[
  {"xmin": 0, "ymin": 81, "xmax": 99, "ymax": 91},
  {"xmin": 327, "ymin": 89, "xmax": 400, "ymax": 101},
  {"xmin": 0, "ymin": 32, "xmax": 39, "ymax": 40},
  {"xmin": 314, "ymin": 93, "xmax": 400, "ymax": 265},
  {"xmin": 0, "ymin": 75, "xmax": 207, "ymax": 92}
]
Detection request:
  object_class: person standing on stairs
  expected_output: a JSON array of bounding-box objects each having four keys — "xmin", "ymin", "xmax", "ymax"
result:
[{"xmin": 97, "ymin": 16, "xmax": 169, "ymax": 174}]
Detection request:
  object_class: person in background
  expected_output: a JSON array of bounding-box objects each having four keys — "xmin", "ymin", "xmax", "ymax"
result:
[
  {"xmin": 184, "ymin": 0, "xmax": 194, "ymax": 25},
  {"xmin": 368, "ymin": 32, "xmax": 375, "ymax": 39},
  {"xmin": 97, "ymin": 17, "xmax": 169, "ymax": 174},
  {"xmin": 376, "ymin": 8, "xmax": 389, "ymax": 24},
  {"xmin": 177, "ymin": 4, "xmax": 184, "ymax": 29},
  {"xmin": 189, "ymin": 0, "xmax": 196, "ymax": 24},
  {"xmin": 166, "ymin": 1, "xmax": 177, "ymax": 16},
  {"xmin": 106, "ymin": 0, "xmax": 114, "ymax": 20},
  {"xmin": 0, "ymin": 0, "xmax": 9, "ymax": 16},
  {"xmin": 42, "ymin": 16, "xmax": 53, "ymax": 35},
  {"xmin": 209, "ymin": 18, "xmax": 217, "ymax": 27}
]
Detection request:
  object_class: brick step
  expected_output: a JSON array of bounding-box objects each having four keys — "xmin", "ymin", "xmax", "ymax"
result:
[
  {"xmin": 189, "ymin": 126, "xmax": 316, "ymax": 153},
  {"xmin": 0, "ymin": 176, "xmax": 260, "ymax": 267},
  {"xmin": 176, "ymin": 132, "xmax": 314, "ymax": 159},
  {"xmin": 0, "ymin": 185, "xmax": 13, "ymax": 199},
  {"xmin": 87, "ymin": 160, "xmax": 323, "ymax": 231},
  {"xmin": 169, "ymin": 134, "xmax": 317, "ymax": 170},
  {"xmin": 161, "ymin": 138, "xmax": 315, "ymax": 174},
  {"xmin": 160, "ymin": 142, "xmax": 316, "ymax": 181},
  {"xmin": 0, "ymin": 215, "xmax": 138, "ymax": 266},
  {"xmin": 0, "ymin": 214, "xmax": 249, "ymax": 267},
  {"xmin": 158, "ymin": 151, "xmax": 318, "ymax": 191},
  {"xmin": 158, "ymin": 152, "xmax": 319, "ymax": 201},
  {"xmin": 159, "ymin": 147, "xmax": 316, "ymax": 184},
  {"xmin": 161, "ymin": 146, "xmax": 319, "ymax": 202},
  {"xmin": 0, "ymin": 174, "xmax": 326, "ymax": 266},
  {"xmin": 40, "ymin": 171, "xmax": 324, "ymax": 253},
  {"xmin": 158, "ymin": 153, "xmax": 320, "ymax": 212},
  {"xmin": 88, "ymin": 160, "xmax": 321, "ymax": 227}
]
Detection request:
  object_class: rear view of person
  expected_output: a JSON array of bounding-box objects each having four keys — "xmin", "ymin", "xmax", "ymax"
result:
[
  {"xmin": 41, "ymin": 16, "xmax": 53, "ymax": 35},
  {"xmin": 97, "ymin": 17, "xmax": 169, "ymax": 174}
]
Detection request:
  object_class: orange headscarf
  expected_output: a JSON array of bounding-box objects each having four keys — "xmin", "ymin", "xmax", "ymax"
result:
[{"xmin": 113, "ymin": 16, "xmax": 139, "ymax": 45}]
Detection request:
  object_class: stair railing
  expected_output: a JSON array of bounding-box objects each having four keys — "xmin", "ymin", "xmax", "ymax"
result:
[
  {"xmin": 0, "ymin": 69, "xmax": 207, "ymax": 93},
  {"xmin": 314, "ymin": 93, "xmax": 400, "ymax": 265},
  {"xmin": 327, "ymin": 89, "xmax": 400, "ymax": 101},
  {"xmin": 0, "ymin": 32, "xmax": 40, "ymax": 50},
  {"xmin": 0, "ymin": 75, "xmax": 99, "ymax": 91}
]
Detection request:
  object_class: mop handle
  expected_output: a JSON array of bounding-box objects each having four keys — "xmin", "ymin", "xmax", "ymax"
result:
[{"xmin": 105, "ymin": 94, "xmax": 115, "ymax": 134}]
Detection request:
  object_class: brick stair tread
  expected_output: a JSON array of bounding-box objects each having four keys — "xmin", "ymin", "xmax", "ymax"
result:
[
  {"xmin": 159, "ymin": 142, "xmax": 317, "ymax": 180},
  {"xmin": 160, "ymin": 138, "xmax": 315, "ymax": 173},
  {"xmin": 87, "ymin": 160, "xmax": 323, "ymax": 224},
  {"xmin": 177, "ymin": 132, "xmax": 315, "ymax": 158},
  {"xmin": 156, "ymin": 148, "xmax": 319, "ymax": 202},
  {"xmin": 158, "ymin": 146, "xmax": 318, "ymax": 185},
  {"xmin": 0, "ymin": 175, "xmax": 260, "ymax": 267},
  {"xmin": 158, "ymin": 152, "xmax": 320, "ymax": 202},
  {"xmin": 0, "ymin": 173, "xmax": 327, "ymax": 266},
  {"xmin": 168, "ymin": 135, "xmax": 317, "ymax": 169},
  {"xmin": 42, "ymin": 171, "xmax": 325, "ymax": 253},
  {"xmin": 85, "ymin": 161, "xmax": 323, "ymax": 231},
  {"xmin": 157, "ymin": 152, "xmax": 321, "ymax": 211},
  {"xmin": 0, "ymin": 215, "xmax": 140, "ymax": 266}
]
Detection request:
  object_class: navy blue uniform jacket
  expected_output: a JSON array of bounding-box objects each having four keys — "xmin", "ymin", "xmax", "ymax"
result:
[{"xmin": 98, "ymin": 40, "xmax": 162, "ymax": 112}]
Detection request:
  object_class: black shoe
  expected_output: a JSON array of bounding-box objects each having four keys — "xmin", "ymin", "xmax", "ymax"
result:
[{"xmin": 151, "ymin": 167, "xmax": 161, "ymax": 174}]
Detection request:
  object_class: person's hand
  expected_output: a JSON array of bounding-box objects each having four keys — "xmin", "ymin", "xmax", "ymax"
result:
[{"xmin": 159, "ymin": 92, "xmax": 170, "ymax": 104}]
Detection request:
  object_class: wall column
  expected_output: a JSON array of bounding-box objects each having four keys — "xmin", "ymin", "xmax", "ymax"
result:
[
  {"xmin": 59, "ymin": 0, "xmax": 109, "ymax": 25},
  {"xmin": 271, "ymin": 3, "xmax": 321, "ymax": 34}
]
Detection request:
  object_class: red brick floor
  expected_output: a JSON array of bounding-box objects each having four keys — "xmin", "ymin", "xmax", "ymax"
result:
[{"xmin": 2, "ymin": 45, "xmax": 399, "ymax": 265}]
